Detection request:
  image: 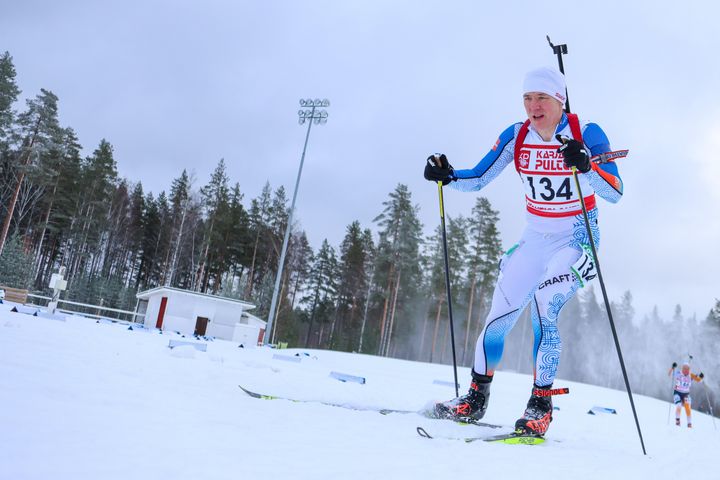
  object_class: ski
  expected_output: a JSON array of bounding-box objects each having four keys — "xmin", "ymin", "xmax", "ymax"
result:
[
  {"xmin": 239, "ymin": 384, "xmax": 412, "ymax": 415},
  {"xmin": 423, "ymin": 408, "xmax": 502, "ymax": 429},
  {"xmin": 416, "ymin": 426, "xmax": 546, "ymax": 445},
  {"xmin": 238, "ymin": 385, "xmax": 501, "ymax": 428}
]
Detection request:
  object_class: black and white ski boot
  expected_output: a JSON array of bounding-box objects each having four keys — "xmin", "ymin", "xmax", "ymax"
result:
[{"xmin": 434, "ymin": 370, "xmax": 492, "ymax": 421}]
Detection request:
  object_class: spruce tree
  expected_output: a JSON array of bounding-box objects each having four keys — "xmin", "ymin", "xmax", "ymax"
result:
[
  {"xmin": 301, "ymin": 239, "xmax": 338, "ymax": 348},
  {"xmin": 226, "ymin": 182, "xmax": 249, "ymax": 280},
  {"xmin": 0, "ymin": 51, "xmax": 20, "ymax": 148},
  {"xmin": 43, "ymin": 128, "xmax": 83, "ymax": 270},
  {"xmin": 357, "ymin": 227, "xmax": 377, "ymax": 353},
  {"xmin": 126, "ymin": 183, "xmax": 145, "ymax": 286},
  {"xmin": 0, "ymin": 234, "xmax": 34, "ymax": 288},
  {"xmin": 268, "ymin": 186, "xmax": 290, "ymax": 255},
  {"xmin": 166, "ymin": 170, "xmax": 193, "ymax": 286},
  {"xmin": 272, "ymin": 231, "xmax": 313, "ymax": 345},
  {"xmin": 439, "ymin": 215, "xmax": 469, "ymax": 363},
  {"xmin": 244, "ymin": 183, "xmax": 273, "ymax": 301},
  {"xmin": 463, "ymin": 197, "xmax": 503, "ymax": 362},
  {"xmin": 67, "ymin": 139, "xmax": 118, "ymax": 281},
  {"xmin": 198, "ymin": 159, "xmax": 230, "ymax": 292},
  {"xmin": 255, "ymin": 185, "xmax": 291, "ymax": 315},
  {"xmin": 29, "ymin": 127, "xmax": 82, "ymax": 286},
  {"xmin": 707, "ymin": 299, "xmax": 720, "ymax": 327},
  {"xmin": 424, "ymin": 224, "xmax": 449, "ymax": 363},
  {"xmin": 137, "ymin": 193, "xmax": 160, "ymax": 289},
  {"xmin": 154, "ymin": 192, "xmax": 173, "ymax": 285},
  {"xmin": 1, "ymin": 88, "xmax": 61, "ymax": 254},
  {"xmin": 332, "ymin": 220, "xmax": 373, "ymax": 351},
  {"xmin": 371, "ymin": 184, "xmax": 423, "ymax": 358}
]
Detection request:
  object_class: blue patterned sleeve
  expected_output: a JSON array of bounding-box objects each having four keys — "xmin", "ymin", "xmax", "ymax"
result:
[
  {"xmin": 449, "ymin": 123, "xmax": 520, "ymax": 192},
  {"xmin": 582, "ymin": 123, "xmax": 623, "ymax": 203}
]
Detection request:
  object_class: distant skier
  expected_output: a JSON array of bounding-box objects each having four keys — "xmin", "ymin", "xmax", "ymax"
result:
[
  {"xmin": 423, "ymin": 67, "xmax": 623, "ymax": 436},
  {"xmin": 669, "ymin": 361, "xmax": 704, "ymax": 428}
]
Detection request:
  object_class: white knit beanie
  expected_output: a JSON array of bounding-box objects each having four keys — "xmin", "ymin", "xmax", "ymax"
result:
[{"xmin": 523, "ymin": 67, "xmax": 567, "ymax": 105}]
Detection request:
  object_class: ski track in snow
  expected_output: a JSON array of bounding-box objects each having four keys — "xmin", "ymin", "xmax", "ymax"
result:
[{"xmin": 0, "ymin": 302, "xmax": 716, "ymax": 480}]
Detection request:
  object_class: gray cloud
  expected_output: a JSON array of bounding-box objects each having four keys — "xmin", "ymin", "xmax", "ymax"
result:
[{"xmin": 3, "ymin": 0, "xmax": 718, "ymax": 320}]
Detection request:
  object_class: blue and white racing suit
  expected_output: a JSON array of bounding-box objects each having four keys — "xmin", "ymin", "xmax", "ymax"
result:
[{"xmin": 450, "ymin": 113, "xmax": 623, "ymax": 386}]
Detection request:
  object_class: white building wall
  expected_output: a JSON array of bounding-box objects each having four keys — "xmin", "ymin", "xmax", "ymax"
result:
[
  {"xmin": 162, "ymin": 314, "xmax": 195, "ymax": 334},
  {"xmin": 142, "ymin": 296, "xmax": 162, "ymax": 329},
  {"xmin": 207, "ymin": 322, "xmax": 235, "ymax": 340},
  {"xmin": 232, "ymin": 324, "xmax": 261, "ymax": 348},
  {"xmin": 213, "ymin": 302, "xmax": 243, "ymax": 327},
  {"xmin": 169, "ymin": 294, "xmax": 212, "ymax": 336},
  {"xmin": 243, "ymin": 315, "xmax": 266, "ymax": 329}
]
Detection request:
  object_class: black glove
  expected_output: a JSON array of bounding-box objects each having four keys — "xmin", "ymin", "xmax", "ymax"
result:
[
  {"xmin": 699, "ymin": 372, "xmax": 704, "ymax": 379},
  {"xmin": 556, "ymin": 135, "xmax": 591, "ymax": 173},
  {"xmin": 424, "ymin": 154, "xmax": 455, "ymax": 185},
  {"xmin": 672, "ymin": 362, "xmax": 678, "ymax": 369}
]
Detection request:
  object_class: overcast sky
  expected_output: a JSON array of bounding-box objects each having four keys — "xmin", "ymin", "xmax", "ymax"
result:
[{"xmin": 3, "ymin": 0, "xmax": 719, "ymax": 322}]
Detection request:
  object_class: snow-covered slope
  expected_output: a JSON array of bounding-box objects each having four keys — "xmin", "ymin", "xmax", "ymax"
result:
[{"xmin": 1, "ymin": 304, "xmax": 716, "ymax": 480}]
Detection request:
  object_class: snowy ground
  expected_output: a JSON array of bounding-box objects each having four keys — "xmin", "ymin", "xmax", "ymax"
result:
[{"xmin": 1, "ymin": 303, "xmax": 717, "ymax": 480}]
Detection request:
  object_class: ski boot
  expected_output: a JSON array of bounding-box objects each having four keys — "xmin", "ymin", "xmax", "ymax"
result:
[
  {"xmin": 675, "ymin": 418, "xmax": 681, "ymax": 426},
  {"xmin": 515, "ymin": 384, "xmax": 554, "ymax": 436},
  {"xmin": 434, "ymin": 370, "xmax": 491, "ymax": 421}
]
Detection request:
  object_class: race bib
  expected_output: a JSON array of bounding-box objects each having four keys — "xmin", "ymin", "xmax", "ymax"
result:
[
  {"xmin": 516, "ymin": 144, "xmax": 596, "ymax": 217},
  {"xmin": 571, "ymin": 244, "xmax": 596, "ymax": 288}
]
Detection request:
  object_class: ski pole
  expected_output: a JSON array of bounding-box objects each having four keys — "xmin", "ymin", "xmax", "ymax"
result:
[
  {"xmin": 546, "ymin": 36, "xmax": 571, "ymax": 113},
  {"xmin": 547, "ymin": 35, "xmax": 647, "ymax": 456},
  {"xmin": 430, "ymin": 159, "xmax": 460, "ymax": 398}
]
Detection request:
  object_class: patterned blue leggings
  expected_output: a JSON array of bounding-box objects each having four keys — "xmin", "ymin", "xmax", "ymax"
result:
[{"xmin": 473, "ymin": 211, "xmax": 599, "ymax": 386}]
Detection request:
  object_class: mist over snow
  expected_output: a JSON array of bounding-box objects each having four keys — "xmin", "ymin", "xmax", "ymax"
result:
[{"xmin": 2, "ymin": 302, "xmax": 719, "ymax": 480}]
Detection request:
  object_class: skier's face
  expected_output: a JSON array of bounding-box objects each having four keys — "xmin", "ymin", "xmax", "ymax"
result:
[
  {"xmin": 523, "ymin": 92, "xmax": 564, "ymax": 134},
  {"xmin": 682, "ymin": 365, "xmax": 690, "ymax": 375}
]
